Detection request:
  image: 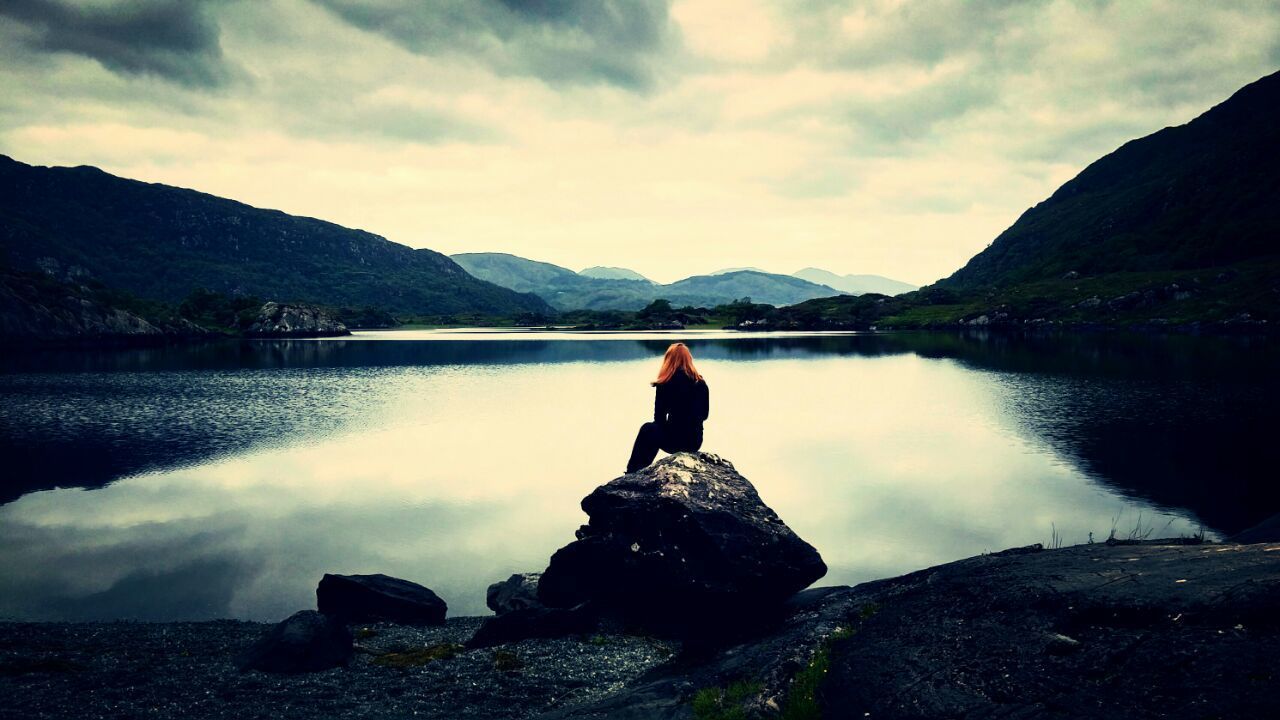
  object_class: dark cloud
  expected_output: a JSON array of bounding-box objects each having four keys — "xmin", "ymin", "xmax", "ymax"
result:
[
  {"xmin": 311, "ymin": 0, "xmax": 674, "ymax": 89},
  {"xmin": 845, "ymin": 73, "xmax": 997, "ymax": 150},
  {"xmin": 0, "ymin": 0, "xmax": 232, "ymax": 87}
]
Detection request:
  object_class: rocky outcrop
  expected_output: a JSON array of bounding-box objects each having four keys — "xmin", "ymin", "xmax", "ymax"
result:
[
  {"xmin": 244, "ymin": 302, "xmax": 349, "ymax": 338},
  {"xmin": 547, "ymin": 541, "xmax": 1280, "ymax": 720},
  {"xmin": 536, "ymin": 453, "xmax": 826, "ymax": 637},
  {"xmin": 236, "ymin": 610, "xmax": 352, "ymax": 674},
  {"xmin": 487, "ymin": 572, "xmax": 543, "ymax": 615},
  {"xmin": 317, "ymin": 573, "xmax": 447, "ymax": 625}
]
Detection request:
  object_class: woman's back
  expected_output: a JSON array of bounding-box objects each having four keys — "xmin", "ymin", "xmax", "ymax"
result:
[{"xmin": 656, "ymin": 372, "xmax": 709, "ymax": 427}]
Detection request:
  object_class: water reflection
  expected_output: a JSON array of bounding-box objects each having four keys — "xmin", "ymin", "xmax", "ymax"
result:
[{"xmin": 0, "ymin": 331, "xmax": 1274, "ymax": 621}]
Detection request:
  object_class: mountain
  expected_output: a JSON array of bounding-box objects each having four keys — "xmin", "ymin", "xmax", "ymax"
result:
[
  {"xmin": 792, "ymin": 268, "xmax": 919, "ymax": 296},
  {"xmin": 451, "ymin": 252, "xmax": 582, "ymax": 294},
  {"xmin": 939, "ymin": 70, "xmax": 1280, "ymax": 290},
  {"xmin": 578, "ymin": 266, "xmax": 652, "ymax": 283},
  {"xmin": 451, "ymin": 253, "xmax": 841, "ymax": 310},
  {"xmin": 0, "ymin": 156, "xmax": 552, "ymax": 317},
  {"xmin": 751, "ymin": 70, "xmax": 1280, "ymax": 331},
  {"xmin": 661, "ymin": 270, "xmax": 840, "ymax": 307},
  {"xmin": 710, "ymin": 267, "xmax": 767, "ymax": 275},
  {"xmin": 0, "ymin": 266, "xmax": 211, "ymax": 346}
]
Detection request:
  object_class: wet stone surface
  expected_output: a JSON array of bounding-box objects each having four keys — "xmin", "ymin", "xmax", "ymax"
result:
[{"xmin": 0, "ymin": 617, "xmax": 675, "ymax": 720}]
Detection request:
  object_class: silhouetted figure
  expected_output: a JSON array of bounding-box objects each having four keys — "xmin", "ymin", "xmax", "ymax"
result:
[{"xmin": 626, "ymin": 343, "xmax": 710, "ymax": 473}]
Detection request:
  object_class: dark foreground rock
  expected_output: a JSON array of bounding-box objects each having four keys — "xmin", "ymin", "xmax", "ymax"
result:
[
  {"xmin": 548, "ymin": 541, "xmax": 1280, "ymax": 720},
  {"xmin": 244, "ymin": 302, "xmax": 349, "ymax": 338},
  {"xmin": 1231, "ymin": 511, "xmax": 1280, "ymax": 543},
  {"xmin": 317, "ymin": 573, "xmax": 447, "ymax": 625},
  {"xmin": 3, "ymin": 542, "xmax": 1279, "ymax": 719},
  {"xmin": 488, "ymin": 573, "xmax": 544, "ymax": 615},
  {"xmin": 537, "ymin": 453, "xmax": 826, "ymax": 637},
  {"xmin": 236, "ymin": 610, "xmax": 353, "ymax": 674}
]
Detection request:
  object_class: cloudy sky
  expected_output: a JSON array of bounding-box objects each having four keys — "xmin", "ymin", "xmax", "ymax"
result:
[{"xmin": 1, "ymin": 1, "xmax": 1277, "ymax": 285}]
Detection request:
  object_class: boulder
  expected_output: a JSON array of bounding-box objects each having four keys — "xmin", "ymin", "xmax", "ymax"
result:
[
  {"xmin": 466, "ymin": 605, "xmax": 598, "ymax": 649},
  {"xmin": 316, "ymin": 573, "xmax": 447, "ymax": 625},
  {"xmin": 244, "ymin": 302, "xmax": 349, "ymax": 337},
  {"xmin": 237, "ymin": 610, "xmax": 352, "ymax": 673},
  {"xmin": 537, "ymin": 453, "xmax": 826, "ymax": 636},
  {"xmin": 486, "ymin": 572, "xmax": 543, "ymax": 615}
]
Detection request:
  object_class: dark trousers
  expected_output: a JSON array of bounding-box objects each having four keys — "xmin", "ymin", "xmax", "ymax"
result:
[{"xmin": 626, "ymin": 422, "xmax": 703, "ymax": 473}]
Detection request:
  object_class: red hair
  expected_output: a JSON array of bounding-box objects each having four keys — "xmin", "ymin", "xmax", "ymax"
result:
[{"xmin": 652, "ymin": 342, "xmax": 703, "ymax": 386}]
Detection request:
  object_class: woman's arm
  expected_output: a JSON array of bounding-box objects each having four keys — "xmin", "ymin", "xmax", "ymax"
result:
[
  {"xmin": 654, "ymin": 385, "xmax": 666, "ymax": 423},
  {"xmin": 697, "ymin": 381, "xmax": 709, "ymax": 422}
]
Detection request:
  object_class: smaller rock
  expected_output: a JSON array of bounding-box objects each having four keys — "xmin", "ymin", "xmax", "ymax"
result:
[
  {"xmin": 466, "ymin": 605, "xmax": 598, "ymax": 649},
  {"xmin": 317, "ymin": 573, "xmax": 447, "ymax": 625},
  {"xmin": 1044, "ymin": 632, "xmax": 1081, "ymax": 655},
  {"xmin": 237, "ymin": 610, "xmax": 352, "ymax": 673},
  {"xmin": 244, "ymin": 302, "xmax": 349, "ymax": 337},
  {"xmin": 487, "ymin": 573, "xmax": 543, "ymax": 615}
]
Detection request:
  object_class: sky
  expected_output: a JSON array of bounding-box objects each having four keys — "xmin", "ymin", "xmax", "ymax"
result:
[{"xmin": 1, "ymin": 1, "xmax": 1277, "ymax": 286}]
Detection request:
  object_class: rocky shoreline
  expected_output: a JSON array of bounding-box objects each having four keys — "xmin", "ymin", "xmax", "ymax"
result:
[
  {"xmin": 4, "ymin": 540, "xmax": 1278, "ymax": 720},
  {"xmin": 3, "ymin": 455, "xmax": 1278, "ymax": 719}
]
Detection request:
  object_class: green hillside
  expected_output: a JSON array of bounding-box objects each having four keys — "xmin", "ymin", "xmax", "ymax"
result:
[
  {"xmin": 0, "ymin": 156, "xmax": 551, "ymax": 317},
  {"xmin": 940, "ymin": 70, "xmax": 1280, "ymax": 290},
  {"xmin": 756, "ymin": 70, "xmax": 1280, "ymax": 332}
]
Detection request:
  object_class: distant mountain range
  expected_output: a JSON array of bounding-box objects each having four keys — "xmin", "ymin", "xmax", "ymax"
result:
[
  {"xmin": 791, "ymin": 268, "xmax": 919, "ymax": 296},
  {"xmin": 0, "ymin": 156, "xmax": 551, "ymax": 317},
  {"xmin": 452, "ymin": 253, "xmax": 844, "ymax": 310},
  {"xmin": 710, "ymin": 267, "xmax": 917, "ymax": 295},
  {"xmin": 3, "ymin": 69, "xmax": 1275, "ymax": 334},
  {"xmin": 578, "ymin": 266, "xmax": 652, "ymax": 282}
]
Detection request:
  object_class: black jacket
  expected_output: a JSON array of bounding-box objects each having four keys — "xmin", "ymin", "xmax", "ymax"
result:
[{"xmin": 654, "ymin": 372, "xmax": 709, "ymax": 433}]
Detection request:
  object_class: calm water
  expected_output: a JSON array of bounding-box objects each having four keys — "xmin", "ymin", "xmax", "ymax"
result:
[{"xmin": 1, "ymin": 330, "xmax": 1276, "ymax": 621}]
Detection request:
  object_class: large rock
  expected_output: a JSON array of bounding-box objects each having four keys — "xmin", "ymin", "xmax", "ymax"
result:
[
  {"xmin": 244, "ymin": 302, "xmax": 349, "ymax": 337},
  {"xmin": 486, "ymin": 572, "xmax": 543, "ymax": 615},
  {"xmin": 316, "ymin": 573, "xmax": 447, "ymax": 625},
  {"xmin": 537, "ymin": 453, "xmax": 826, "ymax": 635},
  {"xmin": 237, "ymin": 610, "xmax": 352, "ymax": 673}
]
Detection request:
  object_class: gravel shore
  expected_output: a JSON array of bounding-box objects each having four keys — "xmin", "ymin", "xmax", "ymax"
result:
[{"xmin": 0, "ymin": 617, "xmax": 675, "ymax": 720}]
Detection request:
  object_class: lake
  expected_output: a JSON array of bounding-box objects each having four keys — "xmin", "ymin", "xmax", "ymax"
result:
[{"xmin": 1, "ymin": 330, "xmax": 1276, "ymax": 621}]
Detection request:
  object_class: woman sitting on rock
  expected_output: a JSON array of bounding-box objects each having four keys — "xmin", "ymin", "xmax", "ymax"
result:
[{"xmin": 626, "ymin": 342, "xmax": 710, "ymax": 473}]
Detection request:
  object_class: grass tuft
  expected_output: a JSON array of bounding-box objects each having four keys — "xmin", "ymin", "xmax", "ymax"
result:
[
  {"xmin": 692, "ymin": 680, "xmax": 763, "ymax": 720},
  {"xmin": 372, "ymin": 642, "xmax": 464, "ymax": 668}
]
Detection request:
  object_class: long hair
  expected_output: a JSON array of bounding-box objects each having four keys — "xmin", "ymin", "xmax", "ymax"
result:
[{"xmin": 652, "ymin": 342, "xmax": 703, "ymax": 386}]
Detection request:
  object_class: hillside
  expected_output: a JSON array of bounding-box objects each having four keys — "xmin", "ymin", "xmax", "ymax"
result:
[
  {"xmin": 0, "ymin": 156, "xmax": 551, "ymax": 317},
  {"xmin": 755, "ymin": 70, "xmax": 1280, "ymax": 332},
  {"xmin": 578, "ymin": 266, "xmax": 651, "ymax": 282},
  {"xmin": 451, "ymin": 253, "xmax": 582, "ymax": 294},
  {"xmin": 451, "ymin": 253, "xmax": 841, "ymax": 310},
  {"xmin": 662, "ymin": 270, "xmax": 839, "ymax": 307},
  {"xmin": 792, "ymin": 267, "xmax": 919, "ymax": 296},
  {"xmin": 940, "ymin": 70, "xmax": 1280, "ymax": 290}
]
